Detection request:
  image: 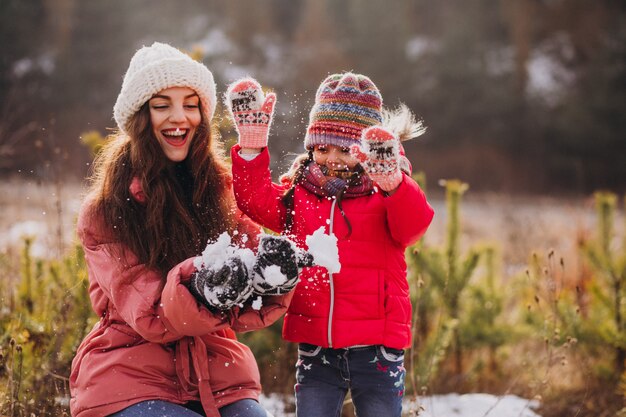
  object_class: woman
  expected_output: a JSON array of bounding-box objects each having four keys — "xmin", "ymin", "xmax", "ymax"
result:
[{"xmin": 70, "ymin": 42, "xmax": 288, "ymax": 417}]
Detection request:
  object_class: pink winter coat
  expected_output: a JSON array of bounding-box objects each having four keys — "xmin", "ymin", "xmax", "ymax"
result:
[
  {"xmin": 70, "ymin": 179, "xmax": 292, "ymax": 417},
  {"xmin": 231, "ymin": 145, "xmax": 434, "ymax": 350}
]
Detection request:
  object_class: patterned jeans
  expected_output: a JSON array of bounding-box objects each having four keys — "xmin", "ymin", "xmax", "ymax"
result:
[{"xmin": 295, "ymin": 343, "xmax": 405, "ymax": 417}]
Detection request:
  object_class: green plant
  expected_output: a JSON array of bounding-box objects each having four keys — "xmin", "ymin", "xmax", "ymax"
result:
[
  {"xmin": 405, "ymin": 172, "xmax": 459, "ymax": 401},
  {"xmin": 460, "ymin": 245, "xmax": 509, "ymax": 376},
  {"xmin": 406, "ymin": 240, "xmax": 456, "ymax": 397},
  {"xmin": 411, "ymin": 179, "xmax": 481, "ymax": 375},
  {"xmin": 1, "ymin": 239, "xmax": 95, "ymax": 416},
  {"xmin": 580, "ymin": 192, "xmax": 626, "ymax": 374}
]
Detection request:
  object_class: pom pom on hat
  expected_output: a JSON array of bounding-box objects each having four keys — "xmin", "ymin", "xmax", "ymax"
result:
[
  {"xmin": 304, "ymin": 72, "xmax": 383, "ymax": 149},
  {"xmin": 113, "ymin": 42, "xmax": 216, "ymax": 134}
]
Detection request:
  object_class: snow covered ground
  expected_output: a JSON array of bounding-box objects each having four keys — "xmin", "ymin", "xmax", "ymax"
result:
[
  {"xmin": 259, "ymin": 393, "xmax": 542, "ymax": 417},
  {"xmin": 405, "ymin": 394, "xmax": 541, "ymax": 417}
]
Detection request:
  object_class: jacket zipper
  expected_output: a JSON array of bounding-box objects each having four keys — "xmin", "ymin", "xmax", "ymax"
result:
[{"xmin": 327, "ymin": 198, "xmax": 337, "ymax": 348}]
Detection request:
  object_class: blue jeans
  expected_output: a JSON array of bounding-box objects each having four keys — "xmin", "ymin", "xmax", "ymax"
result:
[
  {"xmin": 108, "ymin": 399, "xmax": 269, "ymax": 417},
  {"xmin": 295, "ymin": 343, "xmax": 405, "ymax": 417}
]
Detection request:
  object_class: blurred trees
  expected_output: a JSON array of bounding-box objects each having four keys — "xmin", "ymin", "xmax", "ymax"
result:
[{"xmin": 0, "ymin": 0, "xmax": 624, "ymax": 194}]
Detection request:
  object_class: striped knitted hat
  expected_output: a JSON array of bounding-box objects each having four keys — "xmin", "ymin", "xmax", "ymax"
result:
[{"xmin": 304, "ymin": 72, "xmax": 383, "ymax": 149}]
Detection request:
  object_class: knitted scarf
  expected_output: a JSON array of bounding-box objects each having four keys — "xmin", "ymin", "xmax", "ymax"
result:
[{"xmin": 299, "ymin": 162, "xmax": 374, "ymax": 199}]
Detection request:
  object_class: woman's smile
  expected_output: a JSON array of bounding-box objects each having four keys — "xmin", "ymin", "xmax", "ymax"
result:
[
  {"xmin": 149, "ymin": 86, "xmax": 202, "ymax": 162},
  {"xmin": 161, "ymin": 127, "xmax": 190, "ymax": 147}
]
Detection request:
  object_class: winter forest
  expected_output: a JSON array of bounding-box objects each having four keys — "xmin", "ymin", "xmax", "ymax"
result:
[{"xmin": 1, "ymin": 0, "xmax": 626, "ymax": 416}]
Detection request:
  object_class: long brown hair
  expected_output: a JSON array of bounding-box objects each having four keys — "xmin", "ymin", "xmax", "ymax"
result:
[{"xmin": 86, "ymin": 102, "xmax": 235, "ymax": 275}]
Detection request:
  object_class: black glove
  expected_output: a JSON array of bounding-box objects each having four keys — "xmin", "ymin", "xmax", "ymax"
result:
[
  {"xmin": 251, "ymin": 235, "xmax": 314, "ymax": 296},
  {"xmin": 189, "ymin": 255, "xmax": 254, "ymax": 310}
]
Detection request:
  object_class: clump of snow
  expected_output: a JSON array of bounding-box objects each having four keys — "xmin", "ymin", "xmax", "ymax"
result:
[
  {"xmin": 259, "ymin": 393, "xmax": 295, "ymax": 417},
  {"xmin": 194, "ymin": 232, "xmax": 255, "ymax": 272},
  {"xmin": 305, "ymin": 226, "xmax": 341, "ymax": 274},
  {"xmin": 263, "ymin": 265, "xmax": 287, "ymax": 286},
  {"xmin": 251, "ymin": 296, "xmax": 263, "ymax": 310}
]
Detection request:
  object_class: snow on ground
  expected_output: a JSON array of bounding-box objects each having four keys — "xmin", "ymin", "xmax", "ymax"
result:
[
  {"xmin": 407, "ymin": 394, "xmax": 541, "ymax": 417},
  {"xmin": 259, "ymin": 393, "xmax": 542, "ymax": 417}
]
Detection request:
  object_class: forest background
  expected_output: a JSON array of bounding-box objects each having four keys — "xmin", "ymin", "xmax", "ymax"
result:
[
  {"xmin": 1, "ymin": 1, "xmax": 626, "ymax": 417},
  {"xmin": 1, "ymin": 0, "xmax": 625, "ymax": 193}
]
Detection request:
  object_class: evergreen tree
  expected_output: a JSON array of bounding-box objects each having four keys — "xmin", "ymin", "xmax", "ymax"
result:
[{"xmin": 412, "ymin": 179, "xmax": 481, "ymax": 375}]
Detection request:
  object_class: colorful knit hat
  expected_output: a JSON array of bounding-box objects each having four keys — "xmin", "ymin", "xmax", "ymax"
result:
[
  {"xmin": 304, "ymin": 72, "xmax": 383, "ymax": 149},
  {"xmin": 113, "ymin": 42, "xmax": 216, "ymax": 134}
]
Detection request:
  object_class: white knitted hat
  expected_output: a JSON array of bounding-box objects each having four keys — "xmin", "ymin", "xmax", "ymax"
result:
[{"xmin": 113, "ymin": 42, "xmax": 217, "ymax": 134}]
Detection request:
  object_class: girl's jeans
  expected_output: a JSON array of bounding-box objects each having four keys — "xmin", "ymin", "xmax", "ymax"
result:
[
  {"xmin": 108, "ymin": 398, "xmax": 270, "ymax": 417},
  {"xmin": 295, "ymin": 343, "xmax": 405, "ymax": 417}
]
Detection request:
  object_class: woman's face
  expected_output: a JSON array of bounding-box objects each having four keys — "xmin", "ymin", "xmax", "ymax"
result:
[{"xmin": 149, "ymin": 86, "xmax": 202, "ymax": 162}]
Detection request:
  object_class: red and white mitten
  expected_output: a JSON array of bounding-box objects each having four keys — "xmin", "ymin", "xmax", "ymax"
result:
[
  {"xmin": 350, "ymin": 126, "xmax": 402, "ymax": 192},
  {"xmin": 225, "ymin": 77, "xmax": 276, "ymax": 149}
]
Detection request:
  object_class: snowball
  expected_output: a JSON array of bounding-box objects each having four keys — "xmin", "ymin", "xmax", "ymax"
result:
[
  {"xmin": 194, "ymin": 232, "xmax": 255, "ymax": 272},
  {"xmin": 305, "ymin": 226, "xmax": 341, "ymax": 273},
  {"xmin": 263, "ymin": 265, "xmax": 287, "ymax": 286},
  {"xmin": 251, "ymin": 296, "xmax": 263, "ymax": 310}
]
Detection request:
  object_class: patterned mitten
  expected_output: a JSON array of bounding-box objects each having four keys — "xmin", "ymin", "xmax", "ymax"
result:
[
  {"xmin": 251, "ymin": 235, "xmax": 313, "ymax": 296},
  {"xmin": 189, "ymin": 255, "xmax": 254, "ymax": 310},
  {"xmin": 225, "ymin": 77, "xmax": 276, "ymax": 149},
  {"xmin": 350, "ymin": 126, "xmax": 402, "ymax": 192}
]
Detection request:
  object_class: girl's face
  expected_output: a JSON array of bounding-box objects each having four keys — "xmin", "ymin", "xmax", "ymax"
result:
[
  {"xmin": 149, "ymin": 86, "xmax": 202, "ymax": 162},
  {"xmin": 312, "ymin": 144, "xmax": 359, "ymax": 173}
]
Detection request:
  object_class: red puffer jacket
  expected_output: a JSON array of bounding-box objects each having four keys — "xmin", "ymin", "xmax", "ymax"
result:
[
  {"xmin": 231, "ymin": 145, "xmax": 434, "ymax": 349},
  {"xmin": 70, "ymin": 179, "xmax": 291, "ymax": 417}
]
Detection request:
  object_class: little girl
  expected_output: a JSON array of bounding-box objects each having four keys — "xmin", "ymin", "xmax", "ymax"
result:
[{"xmin": 226, "ymin": 73, "xmax": 434, "ymax": 417}]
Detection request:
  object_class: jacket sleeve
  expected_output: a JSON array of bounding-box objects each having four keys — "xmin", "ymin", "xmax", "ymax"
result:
[
  {"xmin": 383, "ymin": 174, "xmax": 434, "ymax": 247},
  {"xmin": 162, "ymin": 254, "xmax": 293, "ymax": 335},
  {"xmin": 231, "ymin": 144, "xmax": 288, "ymax": 233},
  {"xmin": 77, "ymin": 202, "xmax": 196, "ymax": 344},
  {"xmin": 229, "ymin": 292, "xmax": 294, "ymax": 333},
  {"xmin": 161, "ymin": 258, "xmax": 235, "ymax": 336}
]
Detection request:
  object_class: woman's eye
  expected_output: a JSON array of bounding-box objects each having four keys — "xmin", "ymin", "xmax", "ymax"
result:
[
  {"xmin": 341, "ymin": 147, "xmax": 351, "ymax": 154},
  {"xmin": 151, "ymin": 105, "xmax": 168, "ymax": 110},
  {"xmin": 184, "ymin": 104, "xmax": 199, "ymax": 109}
]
